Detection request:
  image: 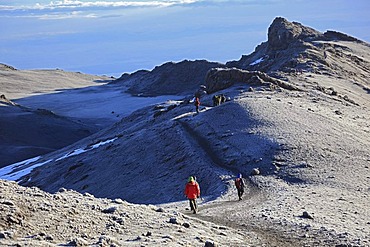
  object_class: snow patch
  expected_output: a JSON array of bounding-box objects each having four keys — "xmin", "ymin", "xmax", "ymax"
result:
[
  {"xmin": 3, "ymin": 160, "xmax": 52, "ymax": 181},
  {"xmin": 0, "ymin": 156, "xmax": 40, "ymax": 178},
  {"xmin": 250, "ymin": 57, "xmax": 264, "ymax": 66},
  {"xmin": 172, "ymin": 112, "xmax": 194, "ymax": 120},
  {"xmin": 0, "ymin": 137, "xmax": 119, "ymax": 181},
  {"xmin": 56, "ymin": 148, "xmax": 87, "ymax": 161},
  {"xmin": 0, "ymin": 157, "xmax": 53, "ymax": 181},
  {"xmin": 90, "ymin": 138, "xmax": 117, "ymax": 149},
  {"xmin": 57, "ymin": 137, "xmax": 118, "ymax": 161}
]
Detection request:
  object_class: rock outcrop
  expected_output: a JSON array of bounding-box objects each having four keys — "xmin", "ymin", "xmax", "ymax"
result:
[
  {"xmin": 267, "ymin": 17, "xmax": 322, "ymax": 51},
  {"xmin": 0, "ymin": 94, "xmax": 18, "ymax": 106},
  {"xmin": 205, "ymin": 67, "xmax": 300, "ymax": 93}
]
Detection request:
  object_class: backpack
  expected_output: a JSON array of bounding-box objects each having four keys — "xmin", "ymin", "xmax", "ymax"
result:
[{"xmin": 235, "ymin": 178, "xmax": 243, "ymax": 189}]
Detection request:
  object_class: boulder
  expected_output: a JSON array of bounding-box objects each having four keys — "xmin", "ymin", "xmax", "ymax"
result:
[
  {"xmin": 251, "ymin": 168, "xmax": 260, "ymax": 176},
  {"xmin": 205, "ymin": 68, "xmax": 300, "ymax": 93},
  {"xmin": 205, "ymin": 240, "xmax": 217, "ymax": 247},
  {"xmin": 301, "ymin": 211, "xmax": 314, "ymax": 219}
]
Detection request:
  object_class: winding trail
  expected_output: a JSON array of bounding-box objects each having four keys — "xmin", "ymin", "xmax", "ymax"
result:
[{"xmin": 176, "ymin": 116, "xmax": 304, "ymax": 246}]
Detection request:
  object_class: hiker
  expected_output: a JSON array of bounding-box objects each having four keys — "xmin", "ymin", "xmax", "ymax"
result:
[
  {"xmin": 194, "ymin": 97, "xmax": 200, "ymax": 113},
  {"xmin": 212, "ymin": 95, "xmax": 221, "ymax": 106},
  {"xmin": 235, "ymin": 173, "xmax": 245, "ymax": 201},
  {"xmin": 220, "ymin": 94, "xmax": 226, "ymax": 104},
  {"xmin": 212, "ymin": 94, "xmax": 227, "ymax": 106},
  {"xmin": 184, "ymin": 176, "xmax": 200, "ymax": 214}
]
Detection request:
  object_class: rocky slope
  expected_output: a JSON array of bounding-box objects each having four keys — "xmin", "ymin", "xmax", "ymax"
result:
[{"xmin": 0, "ymin": 180, "xmax": 260, "ymax": 246}]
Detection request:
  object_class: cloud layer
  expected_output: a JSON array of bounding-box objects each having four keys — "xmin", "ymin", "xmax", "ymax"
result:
[{"xmin": 0, "ymin": 0, "xmax": 199, "ymax": 10}]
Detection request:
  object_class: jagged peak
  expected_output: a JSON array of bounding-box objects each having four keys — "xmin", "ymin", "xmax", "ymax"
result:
[{"xmin": 267, "ymin": 17, "xmax": 323, "ymax": 50}]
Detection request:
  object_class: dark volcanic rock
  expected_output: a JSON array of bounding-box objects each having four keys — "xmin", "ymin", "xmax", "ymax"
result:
[
  {"xmin": 267, "ymin": 17, "xmax": 322, "ymax": 51},
  {"xmin": 114, "ymin": 60, "xmax": 225, "ymax": 96},
  {"xmin": 205, "ymin": 68, "xmax": 300, "ymax": 93}
]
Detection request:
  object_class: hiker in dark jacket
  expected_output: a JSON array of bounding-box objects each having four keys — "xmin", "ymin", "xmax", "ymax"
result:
[
  {"xmin": 184, "ymin": 176, "xmax": 200, "ymax": 213},
  {"xmin": 235, "ymin": 173, "xmax": 245, "ymax": 200}
]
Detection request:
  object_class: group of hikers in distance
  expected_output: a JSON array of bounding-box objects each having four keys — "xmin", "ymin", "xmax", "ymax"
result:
[
  {"xmin": 184, "ymin": 173, "xmax": 245, "ymax": 214},
  {"xmin": 192, "ymin": 85, "xmax": 227, "ymax": 114}
]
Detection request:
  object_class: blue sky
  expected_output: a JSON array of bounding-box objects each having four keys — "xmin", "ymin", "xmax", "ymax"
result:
[{"xmin": 1, "ymin": 0, "xmax": 369, "ymax": 76}]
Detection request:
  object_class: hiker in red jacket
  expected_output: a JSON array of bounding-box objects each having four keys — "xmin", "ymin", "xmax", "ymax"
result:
[
  {"xmin": 184, "ymin": 176, "xmax": 200, "ymax": 214},
  {"xmin": 235, "ymin": 173, "xmax": 245, "ymax": 201},
  {"xmin": 194, "ymin": 97, "xmax": 200, "ymax": 113}
]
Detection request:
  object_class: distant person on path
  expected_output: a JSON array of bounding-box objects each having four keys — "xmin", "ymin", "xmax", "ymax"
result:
[
  {"xmin": 194, "ymin": 97, "xmax": 200, "ymax": 113},
  {"xmin": 235, "ymin": 173, "xmax": 245, "ymax": 201},
  {"xmin": 184, "ymin": 176, "xmax": 200, "ymax": 214}
]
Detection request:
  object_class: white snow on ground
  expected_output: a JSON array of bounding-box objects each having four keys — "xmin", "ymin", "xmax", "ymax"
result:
[
  {"xmin": 1, "ymin": 159, "xmax": 53, "ymax": 181},
  {"xmin": 56, "ymin": 138, "xmax": 117, "ymax": 161},
  {"xmin": 15, "ymin": 86, "xmax": 183, "ymax": 126},
  {"xmin": 0, "ymin": 156, "xmax": 40, "ymax": 179},
  {"xmin": 250, "ymin": 57, "xmax": 264, "ymax": 65},
  {"xmin": 0, "ymin": 138, "xmax": 118, "ymax": 181},
  {"xmin": 89, "ymin": 138, "xmax": 117, "ymax": 148},
  {"xmin": 0, "ymin": 156, "xmax": 53, "ymax": 181},
  {"xmin": 55, "ymin": 148, "xmax": 88, "ymax": 162}
]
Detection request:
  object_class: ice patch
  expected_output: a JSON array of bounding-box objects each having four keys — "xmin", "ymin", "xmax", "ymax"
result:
[
  {"xmin": 90, "ymin": 138, "xmax": 117, "ymax": 149},
  {"xmin": 0, "ymin": 159, "xmax": 52, "ymax": 181},
  {"xmin": 0, "ymin": 157, "xmax": 53, "ymax": 181},
  {"xmin": 172, "ymin": 112, "xmax": 194, "ymax": 120},
  {"xmin": 57, "ymin": 137, "xmax": 118, "ymax": 161},
  {"xmin": 0, "ymin": 156, "xmax": 40, "ymax": 178},
  {"xmin": 0, "ymin": 137, "xmax": 119, "ymax": 181},
  {"xmin": 56, "ymin": 148, "xmax": 87, "ymax": 161},
  {"xmin": 250, "ymin": 57, "xmax": 264, "ymax": 66}
]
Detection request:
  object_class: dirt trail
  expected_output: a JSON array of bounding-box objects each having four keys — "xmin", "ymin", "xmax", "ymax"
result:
[{"xmin": 177, "ymin": 117, "xmax": 304, "ymax": 246}]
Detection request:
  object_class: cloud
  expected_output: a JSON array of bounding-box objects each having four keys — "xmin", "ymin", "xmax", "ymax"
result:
[
  {"xmin": 0, "ymin": 0, "xmax": 201, "ymax": 19},
  {"xmin": 0, "ymin": 0, "xmax": 199, "ymax": 11},
  {"xmin": 38, "ymin": 11, "xmax": 98, "ymax": 19}
]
